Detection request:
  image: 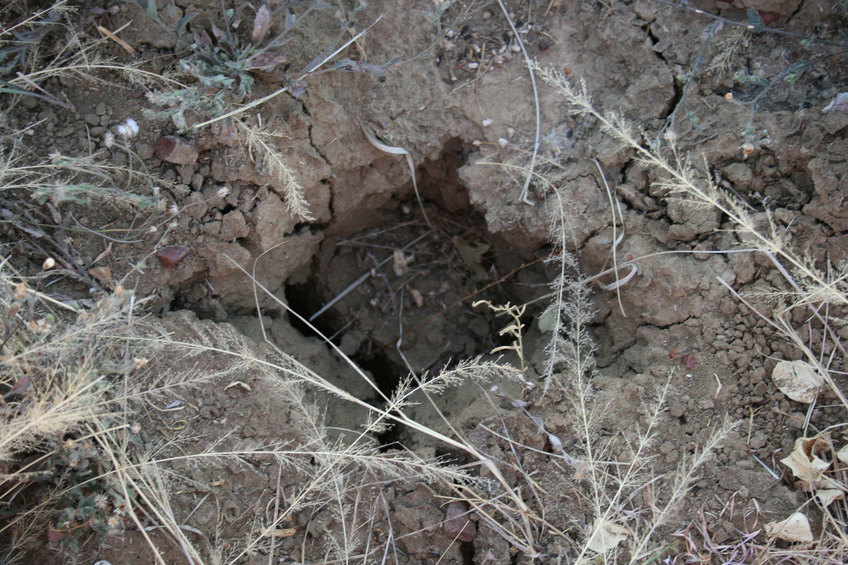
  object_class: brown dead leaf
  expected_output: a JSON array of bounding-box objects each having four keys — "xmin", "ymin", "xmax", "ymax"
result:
[
  {"xmin": 837, "ymin": 443, "xmax": 848, "ymax": 465},
  {"xmin": 88, "ymin": 265, "xmax": 112, "ymax": 284},
  {"xmin": 771, "ymin": 360, "xmax": 824, "ymax": 403},
  {"xmin": 452, "ymin": 235, "xmax": 490, "ymax": 280},
  {"xmin": 246, "ymin": 51, "xmax": 287, "ymax": 72},
  {"xmin": 816, "ymin": 489, "xmax": 844, "ymax": 508},
  {"xmin": 780, "ymin": 434, "xmax": 832, "ymax": 483},
  {"xmin": 252, "ymin": 4, "xmax": 272, "ymax": 44},
  {"xmin": 765, "ymin": 512, "xmax": 813, "ymax": 543},
  {"xmin": 585, "ymin": 519, "xmax": 629, "ymax": 554}
]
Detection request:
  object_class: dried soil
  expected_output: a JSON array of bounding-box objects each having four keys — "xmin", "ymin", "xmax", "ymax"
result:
[{"xmin": 3, "ymin": 0, "xmax": 848, "ymax": 563}]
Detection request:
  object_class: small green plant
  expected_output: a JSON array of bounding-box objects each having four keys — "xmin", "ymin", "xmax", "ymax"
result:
[
  {"xmin": 142, "ymin": 1, "xmax": 360, "ymax": 220},
  {"xmin": 144, "ymin": 1, "xmax": 328, "ymax": 131},
  {"xmin": 0, "ymin": 2, "xmax": 72, "ymax": 108},
  {"xmin": 47, "ymin": 449, "xmax": 139, "ymax": 552},
  {"xmin": 0, "ymin": 267, "xmax": 151, "ymax": 559},
  {"xmin": 0, "ymin": 4, "xmax": 63, "ymax": 77}
]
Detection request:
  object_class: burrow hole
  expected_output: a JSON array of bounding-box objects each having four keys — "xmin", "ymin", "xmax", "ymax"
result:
[{"xmin": 284, "ymin": 138, "xmax": 553, "ymax": 448}]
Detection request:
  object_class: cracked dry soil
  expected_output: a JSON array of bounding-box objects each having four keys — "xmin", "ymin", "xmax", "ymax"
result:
[{"xmin": 4, "ymin": 0, "xmax": 848, "ymax": 563}]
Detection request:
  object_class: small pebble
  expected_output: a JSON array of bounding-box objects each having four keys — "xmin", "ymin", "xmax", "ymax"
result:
[
  {"xmin": 443, "ymin": 501, "xmax": 476, "ymax": 542},
  {"xmin": 155, "ymin": 245, "xmax": 189, "ymax": 268}
]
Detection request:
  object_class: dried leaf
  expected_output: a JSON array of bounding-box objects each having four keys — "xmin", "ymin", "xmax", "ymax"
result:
[
  {"xmin": 816, "ymin": 489, "xmax": 844, "ymax": 508},
  {"xmin": 537, "ymin": 305, "xmax": 558, "ymax": 333},
  {"xmin": 88, "ymin": 265, "xmax": 112, "ymax": 283},
  {"xmin": 837, "ymin": 443, "xmax": 848, "ymax": 465},
  {"xmin": 452, "ymin": 235, "xmax": 489, "ymax": 265},
  {"xmin": 771, "ymin": 360, "xmax": 824, "ymax": 403},
  {"xmin": 765, "ymin": 512, "xmax": 813, "ymax": 543},
  {"xmin": 780, "ymin": 435, "xmax": 832, "ymax": 483},
  {"xmin": 452, "ymin": 235, "xmax": 490, "ymax": 280},
  {"xmin": 252, "ymin": 4, "xmax": 272, "ymax": 43},
  {"xmin": 586, "ymin": 519, "xmax": 629, "ymax": 554},
  {"xmin": 246, "ymin": 51, "xmax": 286, "ymax": 72}
]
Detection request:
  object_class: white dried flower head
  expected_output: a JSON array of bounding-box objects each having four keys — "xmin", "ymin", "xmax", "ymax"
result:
[
  {"xmin": 42, "ymin": 257, "xmax": 55, "ymax": 270},
  {"xmin": 498, "ymin": 138, "xmax": 509, "ymax": 148},
  {"xmin": 103, "ymin": 131, "xmax": 115, "ymax": 148},
  {"xmin": 169, "ymin": 203, "xmax": 179, "ymax": 216},
  {"xmin": 116, "ymin": 118, "xmax": 139, "ymax": 139},
  {"xmin": 125, "ymin": 118, "xmax": 139, "ymax": 136},
  {"xmin": 663, "ymin": 129, "xmax": 678, "ymax": 143},
  {"xmin": 147, "ymin": 225, "xmax": 158, "ymax": 234},
  {"xmin": 94, "ymin": 494, "xmax": 110, "ymax": 511},
  {"xmin": 216, "ymin": 186, "xmax": 230, "ymax": 199},
  {"xmin": 130, "ymin": 422, "xmax": 142, "ymax": 434}
]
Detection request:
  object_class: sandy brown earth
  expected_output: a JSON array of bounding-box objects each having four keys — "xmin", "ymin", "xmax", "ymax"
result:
[{"xmin": 2, "ymin": 0, "xmax": 848, "ymax": 563}]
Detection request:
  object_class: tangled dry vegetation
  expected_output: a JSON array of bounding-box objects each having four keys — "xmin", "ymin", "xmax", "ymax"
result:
[{"xmin": 1, "ymin": 1, "xmax": 847, "ymax": 564}]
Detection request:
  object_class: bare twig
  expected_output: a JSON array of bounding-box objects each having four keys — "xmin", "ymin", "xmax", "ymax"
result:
[{"xmin": 496, "ymin": 0, "xmax": 539, "ymax": 205}]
